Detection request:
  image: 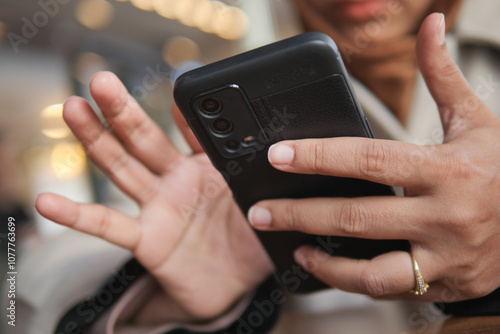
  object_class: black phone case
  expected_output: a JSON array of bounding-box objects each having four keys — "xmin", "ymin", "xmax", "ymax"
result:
[{"xmin": 174, "ymin": 32, "xmax": 409, "ymax": 293}]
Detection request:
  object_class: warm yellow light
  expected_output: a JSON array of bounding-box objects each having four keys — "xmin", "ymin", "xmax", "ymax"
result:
[
  {"xmin": 213, "ymin": 6, "xmax": 248, "ymax": 40},
  {"xmin": 51, "ymin": 142, "xmax": 86, "ymax": 179},
  {"xmin": 130, "ymin": 0, "xmax": 154, "ymax": 11},
  {"xmin": 41, "ymin": 104, "xmax": 71, "ymax": 139},
  {"xmin": 174, "ymin": 0, "xmax": 200, "ymax": 27},
  {"xmin": 75, "ymin": 0, "xmax": 115, "ymax": 30},
  {"xmin": 153, "ymin": 0, "xmax": 248, "ymax": 40},
  {"xmin": 153, "ymin": 0, "xmax": 177, "ymax": 19},
  {"xmin": 162, "ymin": 36, "xmax": 200, "ymax": 68},
  {"xmin": 192, "ymin": 0, "xmax": 215, "ymax": 33},
  {"xmin": 207, "ymin": 1, "xmax": 227, "ymax": 34}
]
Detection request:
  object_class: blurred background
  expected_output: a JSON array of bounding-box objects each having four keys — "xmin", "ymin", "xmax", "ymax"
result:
[{"xmin": 0, "ymin": 0, "xmax": 303, "ymax": 276}]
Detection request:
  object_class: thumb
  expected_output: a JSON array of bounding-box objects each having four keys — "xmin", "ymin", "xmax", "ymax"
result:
[{"xmin": 417, "ymin": 13, "xmax": 486, "ymax": 139}]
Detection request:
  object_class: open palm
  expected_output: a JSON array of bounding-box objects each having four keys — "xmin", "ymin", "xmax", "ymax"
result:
[{"xmin": 35, "ymin": 72, "xmax": 273, "ymax": 321}]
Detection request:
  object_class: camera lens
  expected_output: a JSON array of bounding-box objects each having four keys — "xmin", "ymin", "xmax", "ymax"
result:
[
  {"xmin": 225, "ymin": 140, "xmax": 240, "ymax": 152},
  {"xmin": 200, "ymin": 97, "xmax": 222, "ymax": 115},
  {"xmin": 211, "ymin": 117, "xmax": 233, "ymax": 134}
]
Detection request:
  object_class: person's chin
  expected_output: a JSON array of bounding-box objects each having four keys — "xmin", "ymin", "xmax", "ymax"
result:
[{"xmin": 331, "ymin": 0, "xmax": 390, "ymax": 22}]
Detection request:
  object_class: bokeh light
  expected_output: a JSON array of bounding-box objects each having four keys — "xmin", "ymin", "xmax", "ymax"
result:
[
  {"xmin": 212, "ymin": 6, "xmax": 248, "ymax": 40},
  {"xmin": 50, "ymin": 142, "xmax": 87, "ymax": 179},
  {"xmin": 41, "ymin": 104, "xmax": 71, "ymax": 139},
  {"xmin": 130, "ymin": 0, "xmax": 155, "ymax": 11},
  {"xmin": 75, "ymin": 0, "xmax": 115, "ymax": 30},
  {"xmin": 192, "ymin": 0, "xmax": 215, "ymax": 33},
  {"xmin": 150, "ymin": 0, "xmax": 248, "ymax": 40},
  {"xmin": 162, "ymin": 36, "xmax": 201, "ymax": 68},
  {"xmin": 152, "ymin": 0, "xmax": 177, "ymax": 19},
  {"xmin": 174, "ymin": 0, "xmax": 199, "ymax": 27}
]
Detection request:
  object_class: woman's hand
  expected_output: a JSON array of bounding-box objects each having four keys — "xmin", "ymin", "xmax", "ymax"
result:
[
  {"xmin": 35, "ymin": 71, "xmax": 273, "ymax": 322},
  {"xmin": 248, "ymin": 13, "xmax": 500, "ymax": 302}
]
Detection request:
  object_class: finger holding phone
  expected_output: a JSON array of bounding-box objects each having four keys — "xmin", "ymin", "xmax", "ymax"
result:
[{"xmin": 249, "ymin": 14, "xmax": 500, "ymax": 302}]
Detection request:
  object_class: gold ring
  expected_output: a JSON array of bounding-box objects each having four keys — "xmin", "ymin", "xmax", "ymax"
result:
[{"xmin": 409, "ymin": 255, "xmax": 429, "ymax": 296}]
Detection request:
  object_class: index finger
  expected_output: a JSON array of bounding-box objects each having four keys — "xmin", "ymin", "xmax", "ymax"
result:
[
  {"xmin": 90, "ymin": 72, "xmax": 182, "ymax": 174},
  {"xmin": 268, "ymin": 137, "xmax": 437, "ymax": 188}
]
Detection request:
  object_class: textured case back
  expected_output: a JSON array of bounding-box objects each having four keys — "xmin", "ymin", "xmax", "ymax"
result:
[{"xmin": 174, "ymin": 32, "xmax": 409, "ymax": 293}]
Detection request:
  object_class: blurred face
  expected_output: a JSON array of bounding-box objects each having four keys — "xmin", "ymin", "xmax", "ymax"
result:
[{"xmin": 305, "ymin": 0, "xmax": 435, "ymax": 41}]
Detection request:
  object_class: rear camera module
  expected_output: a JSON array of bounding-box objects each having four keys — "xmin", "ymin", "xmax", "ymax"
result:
[
  {"xmin": 200, "ymin": 97, "xmax": 222, "ymax": 115},
  {"xmin": 211, "ymin": 117, "xmax": 233, "ymax": 135},
  {"xmin": 225, "ymin": 140, "xmax": 240, "ymax": 152}
]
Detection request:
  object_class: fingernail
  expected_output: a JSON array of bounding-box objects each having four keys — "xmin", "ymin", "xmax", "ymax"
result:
[
  {"xmin": 268, "ymin": 144, "xmax": 294, "ymax": 165},
  {"xmin": 294, "ymin": 249, "xmax": 310, "ymax": 271},
  {"xmin": 438, "ymin": 13, "xmax": 446, "ymax": 45},
  {"xmin": 248, "ymin": 206, "xmax": 272, "ymax": 228}
]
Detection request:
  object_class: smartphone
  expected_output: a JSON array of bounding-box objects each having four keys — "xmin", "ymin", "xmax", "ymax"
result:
[{"xmin": 174, "ymin": 32, "xmax": 409, "ymax": 293}]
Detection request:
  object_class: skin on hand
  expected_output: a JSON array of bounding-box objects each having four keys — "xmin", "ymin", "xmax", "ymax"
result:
[
  {"xmin": 35, "ymin": 71, "xmax": 274, "ymax": 324},
  {"xmin": 248, "ymin": 13, "xmax": 500, "ymax": 302}
]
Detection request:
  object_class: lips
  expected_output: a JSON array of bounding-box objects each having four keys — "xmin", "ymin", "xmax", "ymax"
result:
[{"xmin": 330, "ymin": 0, "xmax": 390, "ymax": 21}]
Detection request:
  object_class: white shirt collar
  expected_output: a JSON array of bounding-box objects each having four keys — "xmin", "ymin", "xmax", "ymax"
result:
[{"xmin": 455, "ymin": 0, "xmax": 500, "ymax": 49}]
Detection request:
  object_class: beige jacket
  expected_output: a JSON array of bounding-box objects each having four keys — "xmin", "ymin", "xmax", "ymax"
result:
[{"xmin": 7, "ymin": 0, "xmax": 500, "ymax": 333}]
